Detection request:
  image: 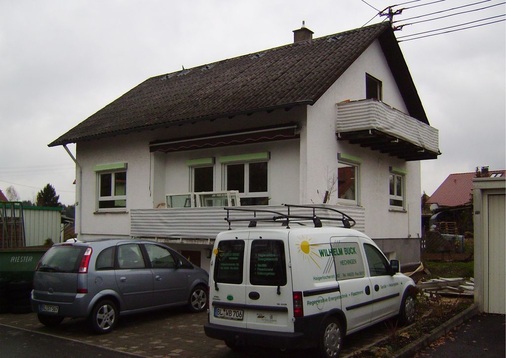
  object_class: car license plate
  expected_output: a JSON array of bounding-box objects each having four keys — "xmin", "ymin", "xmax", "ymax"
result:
[
  {"xmin": 214, "ymin": 307, "xmax": 244, "ymax": 321},
  {"xmin": 40, "ymin": 304, "xmax": 59, "ymax": 314}
]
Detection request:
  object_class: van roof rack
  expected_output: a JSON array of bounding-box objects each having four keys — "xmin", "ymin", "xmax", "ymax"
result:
[{"xmin": 224, "ymin": 203, "xmax": 356, "ymax": 229}]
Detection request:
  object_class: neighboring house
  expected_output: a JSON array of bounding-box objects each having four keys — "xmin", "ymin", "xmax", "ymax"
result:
[
  {"xmin": 426, "ymin": 167, "xmax": 505, "ymax": 235},
  {"xmin": 49, "ymin": 23, "xmax": 440, "ymax": 270},
  {"xmin": 0, "ymin": 190, "xmax": 8, "ymax": 202}
]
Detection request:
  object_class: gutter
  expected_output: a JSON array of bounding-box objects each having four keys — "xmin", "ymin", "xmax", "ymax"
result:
[{"xmin": 63, "ymin": 145, "xmax": 82, "ymax": 238}]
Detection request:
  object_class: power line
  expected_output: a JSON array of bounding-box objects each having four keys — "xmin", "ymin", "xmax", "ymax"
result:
[{"xmin": 398, "ymin": 18, "xmax": 505, "ymax": 41}]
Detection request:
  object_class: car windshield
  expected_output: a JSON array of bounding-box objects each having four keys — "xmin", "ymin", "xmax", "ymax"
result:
[{"xmin": 38, "ymin": 246, "xmax": 85, "ymax": 273}]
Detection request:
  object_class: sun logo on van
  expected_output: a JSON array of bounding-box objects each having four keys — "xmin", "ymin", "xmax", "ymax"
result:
[{"xmin": 296, "ymin": 237, "xmax": 321, "ymax": 269}]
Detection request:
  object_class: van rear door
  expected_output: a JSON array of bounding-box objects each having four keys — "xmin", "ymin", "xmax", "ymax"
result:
[
  {"xmin": 210, "ymin": 232, "xmax": 248, "ymax": 329},
  {"xmin": 244, "ymin": 235, "xmax": 292, "ymax": 332}
]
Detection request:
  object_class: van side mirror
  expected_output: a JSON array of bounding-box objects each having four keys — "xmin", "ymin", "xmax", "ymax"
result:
[{"xmin": 390, "ymin": 259, "xmax": 400, "ymax": 274}]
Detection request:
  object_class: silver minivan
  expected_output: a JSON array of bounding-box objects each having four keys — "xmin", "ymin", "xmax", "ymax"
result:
[{"xmin": 31, "ymin": 239, "xmax": 209, "ymax": 333}]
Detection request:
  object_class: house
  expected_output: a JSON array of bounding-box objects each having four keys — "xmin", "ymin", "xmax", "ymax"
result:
[
  {"xmin": 426, "ymin": 167, "xmax": 505, "ymax": 235},
  {"xmin": 49, "ymin": 23, "xmax": 440, "ymax": 270}
]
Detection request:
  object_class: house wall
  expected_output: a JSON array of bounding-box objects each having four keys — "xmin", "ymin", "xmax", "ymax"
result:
[{"xmin": 74, "ymin": 39, "xmax": 423, "ymax": 264}]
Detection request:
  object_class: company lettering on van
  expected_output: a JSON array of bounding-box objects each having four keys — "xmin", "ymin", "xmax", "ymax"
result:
[
  {"xmin": 318, "ymin": 246, "xmax": 356, "ymax": 257},
  {"xmin": 10, "ymin": 256, "xmax": 34, "ymax": 264}
]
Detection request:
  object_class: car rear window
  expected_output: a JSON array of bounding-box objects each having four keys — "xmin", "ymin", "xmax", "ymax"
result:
[
  {"xmin": 38, "ymin": 245, "xmax": 85, "ymax": 273},
  {"xmin": 250, "ymin": 240, "xmax": 287, "ymax": 286},
  {"xmin": 214, "ymin": 240, "xmax": 244, "ymax": 284}
]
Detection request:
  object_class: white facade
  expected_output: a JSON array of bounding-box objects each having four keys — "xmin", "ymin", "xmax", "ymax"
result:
[{"xmin": 71, "ymin": 38, "xmax": 431, "ymax": 269}]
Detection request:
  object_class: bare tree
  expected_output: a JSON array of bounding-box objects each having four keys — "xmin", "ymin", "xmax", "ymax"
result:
[{"xmin": 5, "ymin": 186, "xmax": 20, "ymax": 201}]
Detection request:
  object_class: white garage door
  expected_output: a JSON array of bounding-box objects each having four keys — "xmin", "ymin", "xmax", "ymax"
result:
[{"xmin": 487, "ymin": 193, "xmax": 505, "ymax": 314}]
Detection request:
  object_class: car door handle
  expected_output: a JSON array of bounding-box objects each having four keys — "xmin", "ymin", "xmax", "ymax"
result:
[
  {"xmin": 120, "ymin": 277, "xmax": 127, "ymax": 282},
  {"xmin": 155, "ymin": 275, "xmax": 162, "ymax": 281},
  {"xmin": 249, "ymin": 291, "xmax": 260, "ymax": 300},
  {"xmin": 365, "ymin": 286, "xmax": 371, "ymax": 295},
  {"xmin": 374, "ymin": 284, "xmax": 380, "ymax": 292}
]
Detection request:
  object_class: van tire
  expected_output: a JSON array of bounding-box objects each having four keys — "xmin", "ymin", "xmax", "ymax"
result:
[
  {"xmin": 38, "ymin": 314, "xmax": 64, "ymax": 327},
  {"xmin": 399, "ymin": 292, "xmax": 416, "ymax": 325},
  {"xmin": 318, "ymin": 316, "xmax": 343, "ymax": 358},
  {"xmin": 225, "ymin": 339, "xmax": 247, "ymax": 352},
  {"xmin": 188, "ymin": 285, "xmax": 208, "ymax": 313},
  {"xmin": 90, "ymin": 299, "xmax": 118, "ymax": 334}
]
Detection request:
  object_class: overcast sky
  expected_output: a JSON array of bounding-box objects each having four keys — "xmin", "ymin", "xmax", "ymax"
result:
[{"xmin": 1, "ymin": 0, "xmax": 504, "ymax": 205}]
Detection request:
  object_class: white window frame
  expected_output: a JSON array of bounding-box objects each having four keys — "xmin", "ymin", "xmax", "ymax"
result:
[
  {"xmin": 94, "ymin": 163, "xmax": 127, "ymax": 212},
  {"xmin": 389, "ymin": 169, "xmax": 405, "ymax": 210},
  {"xmin": 337, "ymin": 154, "xmax": 360, "ymax": 205},
  {"xmin": 187, "ymin": 158, "xmax": 215, "ymax": 193},
  {"xmin": 220, "ymin": 153, "xmax": 269, "ymax": 206}
]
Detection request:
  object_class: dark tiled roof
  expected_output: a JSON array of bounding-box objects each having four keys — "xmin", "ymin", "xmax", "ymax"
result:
[
  {"xmin": 49, "ymin": 22, "xmax": 427, "ymax": 147},
  {"xmin": 427, "ymin": 170, "xmax": 506, "ymax": 207}
]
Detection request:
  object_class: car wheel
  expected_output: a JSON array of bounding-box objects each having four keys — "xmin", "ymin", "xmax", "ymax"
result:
[
  {"xmin": 225, "ymin": 339, "xmax": 247, "ymax": 351},
  {"xmin": 37, "ymin": 314, "xmax": 64, "ymax": 327},
  {"xmin": 188, "ymin": 285, "xmax": 207, "ymax": 313},
  {"xmin": 399, "ymin": 292, "xmax": 416, "ymax": 325},
  {"xmin": 318, "ymin": 316, "xmax": 343, "ymax": 358},
  {"xmin": 90, "ymin": 299, "xmax": 118, "ymax": 334}
]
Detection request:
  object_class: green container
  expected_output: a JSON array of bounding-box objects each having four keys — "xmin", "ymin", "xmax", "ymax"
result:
[{"xmin": 0, "ymin": 247, "xmax": 48, "ymax": 282}]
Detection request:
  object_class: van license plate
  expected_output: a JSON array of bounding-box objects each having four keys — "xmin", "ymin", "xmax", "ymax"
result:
[
  {"xmin": 214, "ymin": 307, "xmax": 244, "ymax": 321},
  {"xmin": 40, "ymin": 304, "xmax": 59, "ymax": 314}
]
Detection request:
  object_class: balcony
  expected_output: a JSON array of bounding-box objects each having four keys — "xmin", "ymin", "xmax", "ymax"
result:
[
  {"xmin": 130, "ymin": 204, "xmax": 365, "ymax": 244},
  {"xmin": 336, "ymin": 99, "xmax": 440, "ymax": 161}
]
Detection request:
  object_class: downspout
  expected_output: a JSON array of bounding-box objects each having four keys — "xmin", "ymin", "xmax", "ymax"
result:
[{"xmin": 63, "ymin": 144, "xmax": 82, "ymax": 237}]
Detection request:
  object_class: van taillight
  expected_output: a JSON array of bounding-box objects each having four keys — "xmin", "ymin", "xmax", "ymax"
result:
[
  {"xmin": 78, "ymin": 247, "xmax": 92, "ymax": 273},
  {"xmin": 293, "ymin": 291, "xmax": 303, "ymax": 317}
]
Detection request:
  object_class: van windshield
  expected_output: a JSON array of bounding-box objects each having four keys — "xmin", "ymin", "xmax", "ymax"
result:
[
  {"xmin": 250, "ymin": 240, "xmax": 286, "ymax": 286},
  {"xmin": 214, "ymin": 240, "xmax": 245, "ymax": 284},
  {"xmin": 38, "ymin": 246, "xmax": 85, "ymax": 273}
]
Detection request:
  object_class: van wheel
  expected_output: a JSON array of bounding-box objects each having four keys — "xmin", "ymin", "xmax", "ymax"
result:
[
  {"xmin": 90, "ymin": 299, "xmax": 118, "ymax": 334},
  {"xmin": 188, "ymin": 285, "xmax": 207, "ymax": 313},
  {"xmin": 399, "ymin": 292, "xmax": 416, "ymax": 325},
  {"xmin": 318, "ymin": 316, "xmax": 343, "ymax": 358},
  {"xmin": 37, "ymin": 314, "xmax": 64, "ymax": 327}
]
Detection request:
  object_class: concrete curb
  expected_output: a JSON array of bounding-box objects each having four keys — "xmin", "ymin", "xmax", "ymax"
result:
[{"xmin": 394, "ymin": 303, "xmax": 479, "ymax": 358}]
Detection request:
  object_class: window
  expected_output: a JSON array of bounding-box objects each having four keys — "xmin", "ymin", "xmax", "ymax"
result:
[
  {"xmin": 145, "ymin": 244, "xmax": 176, "ymax": 269},
  {"xmin": 250, "ymin": 240, "xmax": 287, "ymax": 286},
  {"xmin": 214, "ymin": 240, "xmax": 245, "ymax": 284},
  {"xmin": 96, "ymin": 247, "xmax": 115, "ymax": 270},
  {"xmin": 117, "ymin": 244, "xmax": 145, "ymax": 269},
  {"xmin": 366, "ymin": 73, "xmax": 382, "ymax": 101},
  {"xmin": 98, "ymin": 171, "xmax": 127, "ymax": 209},
  {"xmin": 193, "ymin": 166, "xmax": 214, "ymax": 192},
  {"xmin": 338, "ymin": 161, "xmax": 359, "ymax": 202},
  {"xmin": 225, "ymin": 161, "xmax": 268, "ymax": 205},
  {"xmin": 389, "ymin": 172, "xmax": 404, "ymax": 208},
  {"xmin": 331, "ymin": 241, "xmax": 365, "ymax": 280},
  {"xmin": 364, "ymin": 244, "xmax": 390, "ymax": 276}
]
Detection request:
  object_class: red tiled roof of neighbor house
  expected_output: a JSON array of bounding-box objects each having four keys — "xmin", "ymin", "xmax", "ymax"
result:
[
  {"xmin": 49, "ymin": 22, "xmax": 429, "ymax": 147},
  {"xmin": 0, "ymin": 190, "xmax": 8, "ymax": 202},
  {"xmin": 427, "ymin": 170, "xmax": 506, "ymax": 207}
]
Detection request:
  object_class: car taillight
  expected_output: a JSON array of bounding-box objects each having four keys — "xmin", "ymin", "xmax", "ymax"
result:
[
  {"xmin": 78, "ymin": 247, "xmax": 92, "ymax": 273},
  {"xmin": 293, "ymin": 291, "xmax": 303, "ymax": 318}
]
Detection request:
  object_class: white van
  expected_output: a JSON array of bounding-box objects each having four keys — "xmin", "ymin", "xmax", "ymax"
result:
[{"xmin": 204, "ymin": 204, "xmax": 417, "ymax": 357}]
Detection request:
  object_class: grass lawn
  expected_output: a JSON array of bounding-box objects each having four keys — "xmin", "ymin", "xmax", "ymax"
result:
[{"xmin": 423, "ymin": 260, "xmax": 474, "ymax": 279}]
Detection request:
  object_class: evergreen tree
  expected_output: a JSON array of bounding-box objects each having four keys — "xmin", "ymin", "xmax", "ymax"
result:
[{"xmin": 36, "ymin": 184, "xmax": 61, "ymax": 207}]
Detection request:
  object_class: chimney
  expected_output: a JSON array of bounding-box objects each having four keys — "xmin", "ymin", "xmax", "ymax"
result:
[
  {"xmin": 481, "ymin": 166, "xmax": 490, "ymax": 177},
  {"xmin": 293, "ymin": 21, "xmax": 313, "ymax": 43}
]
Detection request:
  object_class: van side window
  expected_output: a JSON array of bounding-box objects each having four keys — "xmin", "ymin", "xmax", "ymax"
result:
[
  {"xmin": 96, "ymin": 247, "xmax": 115, "ymax": 270},
  {"xmin": 364, "ymin": 244, "xmax": 389, "ymax": 276},
  {"xmin": 214, "ymin": 240, "xmax": 245, "ymax": 284},
  {"xmin": 250, "ymin": 240, "xmax": 287, "ymax": 286},
  {"xmin": 331, "ymin": 241, "xmax": 365, "ymax": 280}
]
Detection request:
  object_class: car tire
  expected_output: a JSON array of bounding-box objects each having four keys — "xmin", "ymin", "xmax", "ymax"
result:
[
  {"xmin": 225, "ymin": 339, "xmax": 247, "ymax": 352},
  {"xmin": 188, "ymin": 285, "xmax": 207, "ymax": 313},
  {"xmin": 37, "ymin": 314, "xmax": 64, "ymax": 327},
  {"xmin": 318, "ymin": 316, "xmax": 343, "ymax": 358},
  {"xmin": 399, "ymin": 292, "xmax": 416, "ymax": 325},
  {"xmin": 89, "ymin": 299, "xmax": 118, "ymax": 334}
]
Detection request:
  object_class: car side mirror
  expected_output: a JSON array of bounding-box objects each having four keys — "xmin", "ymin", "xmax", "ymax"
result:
[
  {"xmin": 175, "ymin": 259, "xmax": 183, "ymax": 269},
  {"xmin": 390, "ymin": 259, "xmax": 400, "ymax": 274}
]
